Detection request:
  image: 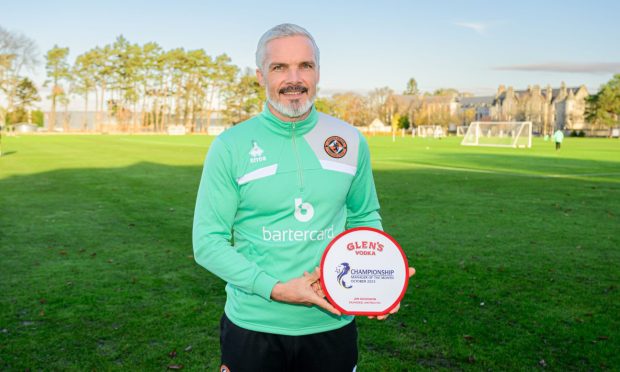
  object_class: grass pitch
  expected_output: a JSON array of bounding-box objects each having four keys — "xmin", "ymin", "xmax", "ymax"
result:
[{"xmin": 1, "ymin": 135, "xmax": 618, "ymax": 370}]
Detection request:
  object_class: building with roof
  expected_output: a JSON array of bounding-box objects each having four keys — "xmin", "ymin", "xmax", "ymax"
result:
[
  {"xmin": 360, "ymin": 118, "xmax": 391, "ymax": 134},
  {"xmin": 459, "ymin": 96, "xmax": 494, "ymax": 121},
  {"xmin": 392, "ymin": 94, "xmax": 459, "ymax": 127},
  {"xmin": 489, "ymin": 83, "xmax": 588, "ymax": 134}
]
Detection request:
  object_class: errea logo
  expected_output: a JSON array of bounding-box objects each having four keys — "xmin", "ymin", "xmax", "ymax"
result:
[
  {"xmin": 249, "ymin": 140, "xmax": 266, "ymax": 163},
  {"xmin": 294, "ymin": 198, "xmax": 314, "ymax": 222}
]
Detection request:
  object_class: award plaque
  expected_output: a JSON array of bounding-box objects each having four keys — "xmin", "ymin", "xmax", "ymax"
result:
[{"xmin": 319, "ymin": 227, "xmax": 409, "ymax": 315}]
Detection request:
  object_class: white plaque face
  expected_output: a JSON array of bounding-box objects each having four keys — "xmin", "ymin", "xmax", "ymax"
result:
[{"xmin": 320, "ymin": 227, "xmax": 409, "ymax": 315}]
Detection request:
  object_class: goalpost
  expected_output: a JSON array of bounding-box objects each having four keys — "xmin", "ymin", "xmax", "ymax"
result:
[
  {"xmin": 461, "ymin": 121, "xmax": 532, "ymax": 148},
  {"xmin": 456, "ymin": 126, "xmax": 469, "ymax": 136},
  {"xmin": 417, "ymin": 125, "xmax": 444, "ymax": 138}
]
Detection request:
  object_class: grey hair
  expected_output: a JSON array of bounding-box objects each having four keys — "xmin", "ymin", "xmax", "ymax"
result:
[{"xmin": 255, "ymin": 23, "xmax": 320, "ymax": 72}]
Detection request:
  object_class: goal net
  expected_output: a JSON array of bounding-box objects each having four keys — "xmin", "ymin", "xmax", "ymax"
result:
[
  {"xmin": 456, "ymin": 126, "xmax": 469, "ymax": 136},
  {"xmin": 461, "ymin": 121, "xmax": 532, "ymax": 148},
  {"xmin": 417, "ymin": 125, "xmax": 444, "ymax": 138}
]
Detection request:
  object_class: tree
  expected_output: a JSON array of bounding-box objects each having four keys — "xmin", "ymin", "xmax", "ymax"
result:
[
  {"xmin": 585, "ymin": 74, "xmax": 620, "ymax": 130},
  {"xmin": 72, "ymin": 52, "xmax": 97, "ymax": 131},
  {"xmin": 391, "ymin": 113, "xmax": 401, "ymax": 134},
  {"xmin": 398, "ymin": 114, "xmax": 410, "ymax": 130},
  {"xmin": 90, "ymin": 45, "xmax": 115, "ymax": 132},
  {"xmin": 0, "ymin": 26, "xmax": 38, "ymax": 125},
  {"xmin": 108, "ymin": 36, "xmax": 141, "ymax": 131},
  {"xmin": 59, "ymin": 93, "xmax": 71, "ymax": 131},
  {"xmin": 314, "ymin": 96, "xmax": 337, "ymax": 116},
  {"xmin": 433, "ymin": 88, "xmax": 459, "ymax": 97},
  {"xmin": 223, "ymin": 68, "xmax": 261, "ymax": 125},
  {"xmin": 45, "ymin": 45, "xmax": 70, "ymax": 131},
  {"xmin": 404, "ymin": 77, "xmax": 418, "ymax": 96},
  {"xmin": 10, "ymin": 77, "xmax": 40, "ymax": 124},
  {"xmin": 460, "ymin": 107, "xmax": 476, "ymax": 125},
  {"xmin": 202, "ymin": 53, "xmax": 237, "ymax": 131},
  {"xmin": 368, "ymin": 87, "xmax": 395, "ymax": 124},
  {"xmin": 330, "ymin": 92, "xmax": 370, "ymax": 126},
  {"xmin": 412, "ymin": 100, "xmax": 450, "ymax": 127},
  {"xmin": 140, "ymin": 42, "xmax": 163, "ymax": 131}
]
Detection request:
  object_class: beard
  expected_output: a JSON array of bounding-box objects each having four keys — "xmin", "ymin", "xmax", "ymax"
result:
[{"xmin": 266, "ymin": 84, "xmax": 315, "ymax": 118}]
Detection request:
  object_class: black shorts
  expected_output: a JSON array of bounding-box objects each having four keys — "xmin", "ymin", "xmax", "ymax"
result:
[{"xmin": 220, "ymin": 314, "xmax": 358, "ymax": 372}]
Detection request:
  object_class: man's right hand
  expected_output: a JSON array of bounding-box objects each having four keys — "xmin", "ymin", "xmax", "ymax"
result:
[{"xmin": 270, "ymin": 267, "xmax": 341, "ymax": 316}]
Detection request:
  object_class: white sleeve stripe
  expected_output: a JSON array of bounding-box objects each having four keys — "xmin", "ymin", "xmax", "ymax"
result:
[
  {"xmin": 237, "ymin": 164, "xmax": 278, "ymax": 185},
  {"xmin": 319, "ymin": 160, "xmax": 356, "ymax": 176}
]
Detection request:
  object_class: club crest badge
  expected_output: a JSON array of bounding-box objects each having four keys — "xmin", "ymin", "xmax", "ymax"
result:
[{"xmin": 324, "ymin": 136, "xmax": 347, "ymax": 158}]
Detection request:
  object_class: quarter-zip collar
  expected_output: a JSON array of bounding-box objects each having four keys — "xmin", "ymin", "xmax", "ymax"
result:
[{"xmin": 259, "ymin": 103, "xmax": 318, "ymax": 137}]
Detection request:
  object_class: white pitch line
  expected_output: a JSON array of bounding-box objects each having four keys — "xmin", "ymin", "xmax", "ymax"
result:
[
  {"xmin": 117, "ymin": 138, "xmax": 208, "ymax": 148},
  {"xmin": 374, "ymin": 160, "xmax": 620, "ymax": 180}
]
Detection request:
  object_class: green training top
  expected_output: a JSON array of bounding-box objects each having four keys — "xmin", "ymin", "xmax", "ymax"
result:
[{"xmin": 193, "ymin": 105, "xmax": 382, "ymax": 336}]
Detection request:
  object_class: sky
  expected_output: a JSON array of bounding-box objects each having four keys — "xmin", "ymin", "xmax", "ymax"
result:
[{"xmin": 2, "ymin": 0, "xmax": 619, "ymax": 109}]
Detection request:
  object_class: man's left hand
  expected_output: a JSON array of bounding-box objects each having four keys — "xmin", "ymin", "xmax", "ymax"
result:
[
  {"xmin": 308, "ymin": 267, "xmax": 416, "ymax": 320},
  {"xmin": 367, "ymin": 267, "xmax": 416, "ymax": 320}
]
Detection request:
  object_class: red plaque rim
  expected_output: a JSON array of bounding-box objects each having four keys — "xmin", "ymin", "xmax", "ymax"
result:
[{"xmin": 319, "ymin": 227, "xmax": 409, "ymax": 316}]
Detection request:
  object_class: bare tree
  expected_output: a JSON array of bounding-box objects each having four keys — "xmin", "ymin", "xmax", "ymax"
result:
[
  {"xmin": 368, "ymin": 87, "xmax": 395, "ymax": 124},
  {"xmin": 0, "ymin": 26, "xmax": 38, "ymax": 124}
]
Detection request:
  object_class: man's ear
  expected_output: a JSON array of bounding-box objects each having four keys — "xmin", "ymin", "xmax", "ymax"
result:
[{"xmin": 256, "ymin": 68, "xmax": 265, "ymax": 87}]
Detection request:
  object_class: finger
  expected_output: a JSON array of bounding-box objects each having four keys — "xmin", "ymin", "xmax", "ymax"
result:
[
  {"xmin": 376, "ymin": 314, "xmax": 389, "ymax": 320},
  {"xmin": 408, "ymin": 267, "xmax": 416, "ymax": 277},
  {"xmin": 311, "ymin": 282, "xmax": 322, "ymax": 295},
  {"xmin": 314, "ymin": 267, "xmax": 323, "ymax": 292},
  {"xmin": 314, "ymin": 288, "xmax": 325, "ymax": 298},
  {"xmin": 310, "ymin": 281, "xmax": 319, "ymax": 291},
  {"xmin": 389, "ymin": 303, "xmax": 401, "ymax": 314},
  {"xmin": 305, "ymin": 268, "xmax": 320, "ymax": 282},
  {"xmin": 308, "ymin": 293, "xmax": 341, "ymax": 316}
]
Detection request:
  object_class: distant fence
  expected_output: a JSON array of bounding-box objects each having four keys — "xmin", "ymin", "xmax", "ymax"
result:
[
  {"xmin": 577, "ymin": 128, "xmax": 619, "ymax": 137},
  {"xmin": 43, "ymin": 111, "xmax": 228, "ymax": 133}
]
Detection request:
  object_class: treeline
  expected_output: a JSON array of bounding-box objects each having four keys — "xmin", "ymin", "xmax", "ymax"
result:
[
  {"xmin": 3, "ymin": 25, "xmax": 618, "ymax": 132},
  {"xmin": 316, "ymin": 84, "xmax": 471, "ymax": 130},
  {"xmin": 45, "ymin": 36, "xmax": 264, "ymax": 132},
  {"xmin": 1, "ymin": 26, "xmax": 469, "ymax": 133},
  {"xmin": 0, "ymin": 26, "xmax": 488, "ymax": 133},
  {"xmin": 1, "ymin": 26, "xmax": 264, "ymax": 132}
]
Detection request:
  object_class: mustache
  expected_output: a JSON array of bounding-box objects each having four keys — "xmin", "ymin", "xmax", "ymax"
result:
[{"xmin": 279, "ymin": 85, "xmax": 308, "ymax": 94}]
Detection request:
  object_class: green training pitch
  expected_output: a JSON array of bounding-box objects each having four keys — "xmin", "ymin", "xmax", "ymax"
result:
[{"xmin": 1, "ymin": 135, "xmax": 618, "ymax": 370}]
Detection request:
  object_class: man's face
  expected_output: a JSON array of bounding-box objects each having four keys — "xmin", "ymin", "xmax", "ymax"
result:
[{"xmin": 257, "ymin": 35, "xmax": 320, "ymax": 121}]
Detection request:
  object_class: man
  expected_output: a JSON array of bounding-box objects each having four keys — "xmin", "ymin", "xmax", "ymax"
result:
[
  {"xmin": 553, "ymin": 128, "xmax": 564, "ymax": 150},
  {"xmin": 193, "ymin": 23, "xmax": 414, "ymax": 371}
]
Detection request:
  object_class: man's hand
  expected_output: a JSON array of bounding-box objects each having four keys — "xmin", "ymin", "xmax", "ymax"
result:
[
  {"xmin": 368, "ymin": 267, "xmax": 416, "ymax": 320},
  {"xmin": 307, "ymin": 267, "xmax": 325, "ymax": 298},
  {"xmin": 271, "ymin": 268, "xmax": 341, "ymax": 316}
]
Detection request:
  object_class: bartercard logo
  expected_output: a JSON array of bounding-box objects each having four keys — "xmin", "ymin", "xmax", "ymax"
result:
[
  {"xmin": 249, "ymin": 140, "xmax": 266, "ymax": 163},
  {"xmin": 294, "ymin": 198, "xmax": 314, "ymax": 222},
  {"xmin": 262, "ymin": 225, "xmax": 334, "ymax": 242}
]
